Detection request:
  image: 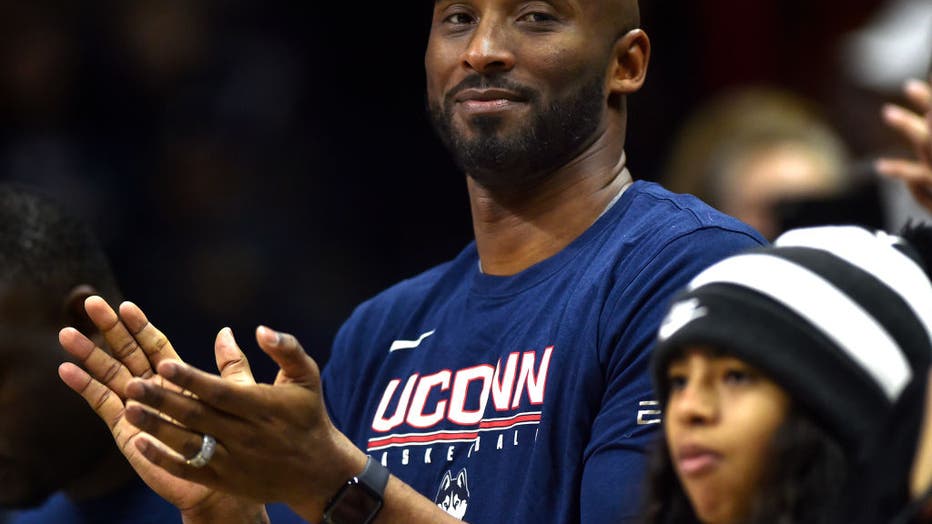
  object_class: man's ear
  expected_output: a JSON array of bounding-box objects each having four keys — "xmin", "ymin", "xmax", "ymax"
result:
[
  {"xmin": 63, "ymin": 284, "xmax": 101, "ymax": 342},
  {"xmin": 607, "ymin": 29, "xmax": 650, "ymax": 96}
]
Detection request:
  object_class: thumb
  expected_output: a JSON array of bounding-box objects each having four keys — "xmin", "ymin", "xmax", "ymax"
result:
[
  {"xmin": 255, "ymin": 326, "xmax": 319, "ymax": 386},
  {"xmin": 215, "ymin": 327, "xmax": 256, "ymax": 385}
]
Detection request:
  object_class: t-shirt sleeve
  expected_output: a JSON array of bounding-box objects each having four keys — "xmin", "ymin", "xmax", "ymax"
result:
[
  {"xmin": 581, "ymin": 226, "xmax": 764, "ymax": 523},
  {"xmin": 321, "ymin": 311, "xmax": 362, "ymax": 434}
]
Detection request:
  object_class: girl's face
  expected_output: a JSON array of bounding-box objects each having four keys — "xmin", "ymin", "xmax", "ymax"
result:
[{"xmin": 664, "ymin": 346, "xmax": 791, "ymax": 524}]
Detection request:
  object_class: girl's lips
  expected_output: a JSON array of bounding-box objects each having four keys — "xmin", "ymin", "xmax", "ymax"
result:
[{"xmin": 676, "ymin": 444, "xmax": 724, "ymax": 477}]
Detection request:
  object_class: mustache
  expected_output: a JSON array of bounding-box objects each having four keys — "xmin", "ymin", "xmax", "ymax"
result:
[{"xmin": 445, "ymin": 75, "xmax": 539, "ymax": 104}]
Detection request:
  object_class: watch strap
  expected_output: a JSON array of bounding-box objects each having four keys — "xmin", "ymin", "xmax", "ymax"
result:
[
  {"xmin": 357, "ymin": 455, "xmax": 390, "ymax": 496},
  {"xmin": 321, "ymin": 456, "xmax": 390, "ymax": 524}
]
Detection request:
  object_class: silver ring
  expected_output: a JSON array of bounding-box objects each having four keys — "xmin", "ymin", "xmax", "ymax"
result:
[{"xmin": 185, "ymin": 434, "xmax": 217, "ymax": 468}]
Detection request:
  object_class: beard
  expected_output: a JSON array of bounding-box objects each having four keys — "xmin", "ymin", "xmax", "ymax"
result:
[{"xmin": 428, "ymin": 71, "xmax": 606, "ymax": 191}]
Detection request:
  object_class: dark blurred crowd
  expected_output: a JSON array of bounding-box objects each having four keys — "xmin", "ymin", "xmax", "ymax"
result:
[
  {"xmin": 0, "ymin": 0, "xmax": 470, "ymax": 377},
  {"xmin": 0, "ymin": 0, "xmax": 929, "ymax": 376}
]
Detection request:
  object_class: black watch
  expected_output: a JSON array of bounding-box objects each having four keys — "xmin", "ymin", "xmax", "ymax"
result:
[{"xmin": 322, "ymin": 456, "xmax": 390, "ymax": 524}]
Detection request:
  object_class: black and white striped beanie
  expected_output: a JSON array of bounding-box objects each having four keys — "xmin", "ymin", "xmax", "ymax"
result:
[{"xmin": 652, "ymin": 225, "xmax": 932, "ymax": 456}]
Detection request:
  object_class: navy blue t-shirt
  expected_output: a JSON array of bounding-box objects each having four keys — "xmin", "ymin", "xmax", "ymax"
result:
[{"xmin": 322, "ymin": 181, "xmax": 764, "ymax": 523}]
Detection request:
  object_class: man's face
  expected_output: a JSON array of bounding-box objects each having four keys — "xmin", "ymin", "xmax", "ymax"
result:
[
  {"xmin": 426, "ymin": 0, "xmax": 615, "ymax": 187},
  {"xmin": 0, "ymin": 283, "xmax": 111, "ymax": 508}
]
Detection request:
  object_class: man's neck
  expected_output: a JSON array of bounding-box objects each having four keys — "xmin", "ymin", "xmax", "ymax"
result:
[{"xmin": 468, "ymin": 132, "xmax": 632, "ymax": 276}]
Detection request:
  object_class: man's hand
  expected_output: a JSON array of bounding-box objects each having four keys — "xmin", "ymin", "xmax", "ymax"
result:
[
  {"xmin": 121, "ymin": 326, "xmax": 368, "ymax": 521},
  {"xmin": 878, "ymin": 77, "xmax": 932, "ymax": 212},
  {"xmin": 58, "ymin": 297, "xmax": 268, "ymax": 523}
]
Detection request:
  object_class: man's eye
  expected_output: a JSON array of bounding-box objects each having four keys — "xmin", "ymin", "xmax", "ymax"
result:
[
  {"xmin": 444, "ymin": 13, "xmax": 476, "ymax": 25},
  {"xmin": 519, "ymin": 12, "xmax": 557, "ymax": 23}
]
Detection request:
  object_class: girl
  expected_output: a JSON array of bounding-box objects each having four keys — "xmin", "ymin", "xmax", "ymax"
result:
[{"xmin": 642, "ymin": 225, "xmax": 932, "ymax": 524}]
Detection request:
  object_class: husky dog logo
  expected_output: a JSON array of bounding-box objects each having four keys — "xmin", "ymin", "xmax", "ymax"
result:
[{"xmin": 435, "ymin": 468, "xmax": 470, "ymax": 519}]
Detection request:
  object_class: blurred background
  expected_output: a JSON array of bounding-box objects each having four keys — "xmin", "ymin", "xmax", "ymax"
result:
[{"xmin": 1, "ymin": 0, "xmax": 930, "ymax": 379}]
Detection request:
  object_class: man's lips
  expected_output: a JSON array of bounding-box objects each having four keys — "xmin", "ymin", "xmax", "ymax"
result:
[
  {"xmin": 676, "ymin": 444, "xmax": 723, "ymax": 477},
  {"xmin": 453, "ymin": 88, "xmax": 525, "ymax": 103},
  {"xmin": 453, "ymin": 88, "xmax": 528, "ymax": 114}
]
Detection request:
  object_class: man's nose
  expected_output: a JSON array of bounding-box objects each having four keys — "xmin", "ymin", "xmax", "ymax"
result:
[{"xmin": 462, "ymin": 19, "xmax": 515, "ymax": 75}]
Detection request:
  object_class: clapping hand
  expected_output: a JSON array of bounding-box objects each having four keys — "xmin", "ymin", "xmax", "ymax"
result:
[
  {"xmin": 878, "ymin": 77, "xmax": 932, "ymax": 212},
  {"xmin": 120, "ymin": 325, "xmax": 368, "ymax": 522},
  {"xmin": 58, "ymin": 297, "xmax": 268, "ymax": 523}
]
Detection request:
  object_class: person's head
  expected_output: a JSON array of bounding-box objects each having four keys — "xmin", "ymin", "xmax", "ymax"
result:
[
  {"xmin": 644, "ymin": 225, "xmax": 932, "ymax": 524},
  {"xmin": 663, "ymin": 89, "xmax": 850, "ymax": 240},
  {"xmin": 425, "ymin": 0, "xmax": 650, "ymax": 190},
  {"xmin": 0, "ymin": 184, "xmax": 121, "ymax": 508}
]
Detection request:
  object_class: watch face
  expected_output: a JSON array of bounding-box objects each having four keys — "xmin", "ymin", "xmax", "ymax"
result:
[{"xmin": 324, "ymin": 482, "xmax": 384, "ymax": 524}]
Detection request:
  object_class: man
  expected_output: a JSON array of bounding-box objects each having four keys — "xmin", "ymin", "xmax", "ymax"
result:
[
  {"xmin": 59, "ymin": 0, "xmax": 763, "ymax": 522},
  {"xmin": 0, "ymin": 184, "xmax": 181, "ymax": 523}
]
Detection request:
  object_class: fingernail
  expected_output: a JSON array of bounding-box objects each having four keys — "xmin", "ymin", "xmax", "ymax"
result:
[
  {"xmin": 125, "ymin": 403, "xmax": 145, "ymax": 425},
  {"xmin": 259, "ymin": 326, "xmax": 280, "ymax": 346},
  {"xmin": 161, "ymin": 362, "xmax": 178, "ymax": 379},
  {"xmin": 905, "ymin": 78, "xmax": 925, "ymax": 92}
]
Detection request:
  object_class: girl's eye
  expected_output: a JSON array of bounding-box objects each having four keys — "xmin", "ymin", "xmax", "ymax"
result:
[
  {"xmin": 723, "ymin": 369, "xmax": 754, "ymax": 385},
  {"xmin": 668, "ymin": 374, "xmax": 687, "ymax": 392}
]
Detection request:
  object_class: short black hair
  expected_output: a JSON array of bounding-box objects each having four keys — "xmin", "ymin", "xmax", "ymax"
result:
[{"xmin": 0, "ymin": 184, "xmax": 120, "ymax": 304}]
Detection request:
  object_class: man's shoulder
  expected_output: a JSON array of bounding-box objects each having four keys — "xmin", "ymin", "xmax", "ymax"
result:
[
  {"xmin": 622, "ymin": 180, "xmax": 762, "ymax": 239},
  {"xmin": 597, "ymin": 181, "xmax": 765, "ymax": 262},
  {"xmin": 592, "ymin": 181, "xmax": 765, "ymax": 290}
]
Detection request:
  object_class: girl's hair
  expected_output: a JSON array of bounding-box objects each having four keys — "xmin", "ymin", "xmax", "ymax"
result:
[{"xmin": 640, "ymin": 407, "xmax": 848, "ymax": 524}]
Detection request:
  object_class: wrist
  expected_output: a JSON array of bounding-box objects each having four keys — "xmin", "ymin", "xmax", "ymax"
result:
[
  {"xmin": 289, "ymin": 431, "xmax": 369, "ymax": 521},
  {"xmin": 322, "ymin": 456, "xmax": 390, "ymax": 524}
]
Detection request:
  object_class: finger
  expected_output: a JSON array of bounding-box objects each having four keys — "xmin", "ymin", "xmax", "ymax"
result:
[
  {"xmin": 125, "ymin": 376, "xmax": 245, "ymax": 437},
  {"xmin": 125, "ymin": 401, "xmax": 207, "ymax": 461},
  {"xmin": 883, "ymin": 104, "xmax": 931, "ymax": 153},
  {"xmin": 60, "ymin": 327, "xmax": 135, "ymax": 399},
  {"xmin": 255, "ymin": 326, "xmax": 320, "ymax": 386},
  {"xmin": 876, "ymin": 158, "xmax": 932, "ymax": 184},
  {"xmin": 927, "ymin": 110, "xmax": 932, "ymax": 159},
  {"xmin": 156, "ymin": 359, "xmax": 270, "ymax": 415},
  {"xmin": 214, "ymin": 328, "xmax": 256, "ymax": 386},
  {"xmin": 134, "ymin": 434, "xmax": 220, "ymax": 488},
  {"xmin": 904, "ymin": 78, "xmax": 932, "ymax": 114},
  {"xmin": 119, "ymin": 301, "xmax": 183, "ymax": 366},
  {"xmin": 58, "ymin": 362, "xmax": 126, "ymax": 431},
  {"xmin": 85, "ymin": 296, "xmax": 155, "ymax": 379}
]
